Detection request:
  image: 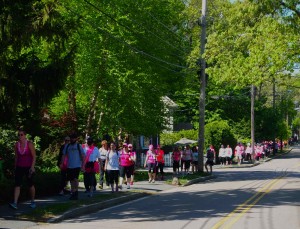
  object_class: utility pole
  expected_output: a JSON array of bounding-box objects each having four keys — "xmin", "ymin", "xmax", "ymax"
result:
[
  {"xmin": 198, "ymin": 0, "xmax": 207, "ymax": 172},
  {"xmin": 251, "ymin": 85, "xmax": 256, "ymax": 160}
]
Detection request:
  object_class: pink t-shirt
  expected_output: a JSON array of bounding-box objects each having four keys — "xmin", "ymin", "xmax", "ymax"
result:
[
  {"xmin": 129, "ymin": 151, "xmax": 136, "ymax": 165},
  {"xmin": 146, "ymin": 150, "xmax": 156, "ymax": 164},
  {"xmin": 235, "ymin": 145, "xmax": 243, "ymax": 156},
  {"xmin": 120, "ymin": 151, "xmax": 132, "ymax": 166},
  {"xmin": 16, "ymin": 141, "xmax": 33, "ymax": 167},
  {"xmin": 172, "ymin": 151, "xmax": 181, "ymax": 162}
]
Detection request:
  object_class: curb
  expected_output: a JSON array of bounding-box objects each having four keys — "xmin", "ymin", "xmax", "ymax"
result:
[
  {"xmin": 47, "ymin": 192, "xmax": 148, "ymax": 223},
  {"xmin": 46, "ymin": 149, "xmax": 293, "ymax": 223},
  {"xmin": 183, "ymin": 174, "xmax": 216, "ymax": 186}
]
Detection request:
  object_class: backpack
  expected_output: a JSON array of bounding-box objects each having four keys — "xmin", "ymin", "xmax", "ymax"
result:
[{"xmin": 65, "ymin": 143, "xmax": 84, "ymax": 161}]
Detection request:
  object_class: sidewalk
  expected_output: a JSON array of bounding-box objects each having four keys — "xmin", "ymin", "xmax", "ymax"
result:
[{"xmin": 0, "ymin": 149, "xmax": 291, "ymax": 223}]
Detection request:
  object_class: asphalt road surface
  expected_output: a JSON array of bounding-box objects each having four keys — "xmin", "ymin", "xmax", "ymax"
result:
[{"xmin": 11, "ymin": 147, "xmax": 300, "ymax": 229}]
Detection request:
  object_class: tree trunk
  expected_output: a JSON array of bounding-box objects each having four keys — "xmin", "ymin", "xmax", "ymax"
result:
[
  {"xmin": 197, "ymin": 0, "xmax": 207, "ymax": 173},
  {"xmin": 67, "ymin": 72, "xmax": 78, "ymax": 133},
  {"xmin": 251, "ymin": 85, "xmax": 256, "ymax": 159}
]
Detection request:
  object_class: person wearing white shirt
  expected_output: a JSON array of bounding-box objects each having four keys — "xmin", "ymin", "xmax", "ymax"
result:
[
  {"xmin": 218, "ymin": 145, "xmax": 226, "ymax": 166},
  {"xmin": 225, "ymin": 145, "xmax": 233, "ymax": 165}
]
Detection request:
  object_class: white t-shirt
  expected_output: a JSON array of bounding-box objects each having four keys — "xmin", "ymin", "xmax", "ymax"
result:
[{"xmin": 106, "ymin": 151, "xmax": 119, "ymax": 170}]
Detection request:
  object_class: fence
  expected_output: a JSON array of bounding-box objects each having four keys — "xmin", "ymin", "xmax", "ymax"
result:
[{"xmin": 140, "ymin": 153, "xmax": 172, "ymax": 167}]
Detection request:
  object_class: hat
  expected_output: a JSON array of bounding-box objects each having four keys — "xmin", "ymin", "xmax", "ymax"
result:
[
  {"xmin": 128, "ymin": 144, "xmax": 133, "ymax": 148},
  {"xmin": 65, "ymin": 136, "xmax": 70, "ymax": 141},
  {"xmin": 123, "ymin": 142, "xmax": 128, "ymax": 147}
]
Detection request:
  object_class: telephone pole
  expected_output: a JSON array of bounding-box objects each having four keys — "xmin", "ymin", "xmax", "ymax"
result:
[{"xmin": 198, "ymin": 0, "xmax": 207, "ymax": 172}]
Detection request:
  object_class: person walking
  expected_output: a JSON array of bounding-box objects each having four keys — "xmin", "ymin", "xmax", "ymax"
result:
[
  {"xmin": 83, "ymin": 137, "xmax": 100, "ymax": 197},
  {"xmin": 61, "ymin": 133, "xmax": 85, "ymax": 200},
  {"xmin": 104, "ymin": 142, "xmax": 120, "ymax": 193},
  {"xmin": 225, "ymin": 145, "xmax": 233, "ymax": 165},
  {"xmin": 191, "ymin": 146, "xmax": 199, "ymax": 173},
  {"xmin": 57, "ymin": 136, "xmax": 70, "ymax": 195},
  {"xmin": 218, "ymin": 145, "xmax": 226, "ymax": 166},
  {"xmin": 245, "ymin": 143, "xmax": 252, "ymax": 162},
  {"xmin": 119, "ymin": 143, "xmax": 134, "ymax": 189},
  {"xmin": 144, "ymin": 144, "xmax": 157, "ymax": 183},
  {"xmin": 9, "ymin": 129, "xmax": 37, "ymax": 210},
  {"xmin": 235, "ymin": 143, "xmax": 243, "ymax": 165},
  {"xmin": 183, "ymin": 145, "xmax": 193, "ymax": 174},
  {"xmin": 128, "ymin": 144, "xmax": 136, "ymax": 185},
  {"xmin": 205, "ymin": 148, "xmax": 214, "ymax": 174},
  {"xmin": 156, "ymin": 145, "xmax": 165, "ymax": 180},
  {"xmin": 98, "ymin": 140, "xmax": 109, "ymax": 189},
  {"xmin": 172, "ymin": 146, "xmax": 181, "ymax": 175}
]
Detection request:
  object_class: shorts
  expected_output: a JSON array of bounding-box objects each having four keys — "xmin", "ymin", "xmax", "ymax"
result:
[
  {"xmin": 192, "ymin": 161, "xmax": 198, "ymax": 166},
  {"xmin": 119, "ymin": 165, "xmax": 132, "ymax": 178},
  {"xmin": 67, "ymin": 167, "xmax": 81, "ymax": 181},
  {"xmin": 107, "ymin": 170, "xmax": 119, "ymax": 184},
  {"xmin": 237, "ymin": 154, "xmax": 243, "ymax": 159},
  {"xmin": 205, "ymin": 160, "xmax": 214, "ymax": 166},
  {"xmin": 173, "ymin": 161, "xmax": 180, "ymax": 171},
  {"xmin": 185, "ymin": 160, "xmax": 191, "ymax": 169},
  {"xmin": 147, "ymin": 163, "xmax": 156, "ymax": 173},
  {"xmin": 15, "ymin": 166, "xmax": 35, "ymax": 187}
]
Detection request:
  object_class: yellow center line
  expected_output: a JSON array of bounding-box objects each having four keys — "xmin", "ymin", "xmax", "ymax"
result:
[
  {"xmin": 223, "ymin": 175, "xmax": 285, "ymax": 229},
  {"xmin": 212, "ymin": 175, "xmax": 285, "ymax": 229}
]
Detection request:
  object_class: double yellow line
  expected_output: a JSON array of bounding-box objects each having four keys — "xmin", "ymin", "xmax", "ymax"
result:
[{"xmin": 212, "ymin": 174, "xmax": 286, "ymax": 229}]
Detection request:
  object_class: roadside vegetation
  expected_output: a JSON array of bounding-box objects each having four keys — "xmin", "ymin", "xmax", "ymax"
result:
[{"xmin": 0, "ymin": 0, "xmax": 299, "ymax": 202}]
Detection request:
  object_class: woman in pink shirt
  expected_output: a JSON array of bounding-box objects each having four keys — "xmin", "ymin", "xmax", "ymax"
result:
[
  {"xmin": 9, "ymin": 129, "xmax": 36, "ymax": 210},
  {"xmin": 128, "ymin": 144, "xmax": 136, "ymax": 185},
  {"xmin": 172, "ymin": 146, "xmax": 181, "ymax": 175},
  {"xmin": 144, "ymin": 144, "xmax": 157, "ymax": 183},
  {"xmin": 119, "ymin": 143, "xmax": 134, "ymax": 189}
]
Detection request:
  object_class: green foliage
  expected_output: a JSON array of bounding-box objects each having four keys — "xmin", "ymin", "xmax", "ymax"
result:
[
  {"xmin": 204, "ymin": 120, "xmax": 236, "ymax": 150},
  {"xmin": 0, "ymin": 127, "xmax": 17, "ymax": 177},
  {"xmin": 160, "ymin": 129, "xmax": 198, "ymax": 146}
]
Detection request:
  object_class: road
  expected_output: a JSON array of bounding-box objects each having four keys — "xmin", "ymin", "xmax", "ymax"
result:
[{"xmin": 10, "ymin": 147, "xmax": 300, "ymax": 229}]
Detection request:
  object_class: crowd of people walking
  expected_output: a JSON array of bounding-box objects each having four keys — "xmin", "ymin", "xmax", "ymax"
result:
[{"xmin": 9, "ymin": 128, "xmax": 285, "ymax": 209}]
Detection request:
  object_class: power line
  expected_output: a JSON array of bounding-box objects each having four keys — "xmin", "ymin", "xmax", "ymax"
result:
[
  {"xmin": 104, "ymin": 1, "xmax": 190, "ymax": 57},
  {"xmin": 135, "ymin": 1, "xmax": 187, "ymax": 45},
  {"xmin": 82, "ymin": 0, "xmax": 187, "ymax": 62},
  {"xmin": 62, "ymin": 4, "xmax": 191, "ymax": 71}
]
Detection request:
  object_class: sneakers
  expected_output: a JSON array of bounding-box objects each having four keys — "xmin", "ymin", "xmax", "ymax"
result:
[
  {"xmin": 29, "ymin": 201, "xmax": 36, "ymax": 209},
  {"xmin": 118, "ymin": 185, "xmax": 123, "ymax": 190},
  {"xmin": 127, "ymin": 185, "xmax": 130, "ymax": 189},
  {"xmin": 9, "ymin": 202, "xmax": 18, "ymax": 210},
  {"xmin": 99, "ymin": 185, "xmax": 103, "ymax": 189},
  {"xmin": 151, "ymin": 180, "xmax": 155, "ymax": 183},
  {"xmin": 148, "ymin": 179, "xmax": 152, "ymax": 183}
]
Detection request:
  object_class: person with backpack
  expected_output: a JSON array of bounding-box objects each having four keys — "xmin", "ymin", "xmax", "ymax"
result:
[{"xmin": 60, "ymin": 133, "xmax": 85, "ymax": 200}]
